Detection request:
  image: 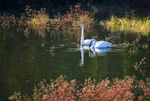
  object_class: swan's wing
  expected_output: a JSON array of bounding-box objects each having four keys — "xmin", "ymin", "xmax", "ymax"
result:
[
  {"xmin": 95, "ymin": 41, "xmax": 112, "ymax": 48},
  {"xmin": 83, "ymin": 39, "xmax": 91, "ymax": 45}
]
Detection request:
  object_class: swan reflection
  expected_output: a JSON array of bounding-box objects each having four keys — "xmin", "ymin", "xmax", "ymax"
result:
[{"xmin": 80, "ymin": 46, "xmax": 111, "ymax": 66}]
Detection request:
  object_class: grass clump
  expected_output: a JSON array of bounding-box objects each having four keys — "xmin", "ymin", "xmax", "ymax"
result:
[
  {"xmin": 9, "ymin": 75, "xmax": 150, "ymax": 101},
  {"xmin": 100, "ymin": 16, "xmax": 150, "ymax": 35}
]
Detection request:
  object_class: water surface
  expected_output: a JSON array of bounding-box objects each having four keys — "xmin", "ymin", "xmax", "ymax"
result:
[{"xmin": 0, "ymin": 28, "xmax": 150, "ymax": 100}]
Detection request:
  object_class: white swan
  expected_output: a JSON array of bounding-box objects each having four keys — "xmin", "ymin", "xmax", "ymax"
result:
[
  {"xmin": 80, "ymin": 24, "xmax": 91, "ymax": 46},
  {"xmin": 90, "ymin": 38, "xmax": 112, "ymax": 48}
]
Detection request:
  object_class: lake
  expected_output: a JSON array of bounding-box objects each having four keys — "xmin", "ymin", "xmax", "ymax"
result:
[{"xmin": 0, "ymin": 28, "xmax": 150, "ymax": 100}]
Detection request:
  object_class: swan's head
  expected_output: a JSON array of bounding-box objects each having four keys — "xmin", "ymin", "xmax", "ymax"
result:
[
  {"xmin": 81, "ymin": 24, "xmax": 84, "ymax": 29},
  {"xmin": 89, "ymin": 38, "xmax": 96, "ymax": 48}
]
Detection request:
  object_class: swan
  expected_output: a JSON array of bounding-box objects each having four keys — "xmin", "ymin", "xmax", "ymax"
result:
[
  {"xmin": 80, "ymin": 24, "xmax": 92, "ymax": 46},
  {"xmin": 90, "ymin": 38, "xmax": 112, "ymax": 49}
]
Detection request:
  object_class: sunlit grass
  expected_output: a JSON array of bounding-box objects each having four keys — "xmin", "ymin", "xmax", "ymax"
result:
[{"xmin": 100, "ymin": 16, "xmax": 150, "ymax": 35}]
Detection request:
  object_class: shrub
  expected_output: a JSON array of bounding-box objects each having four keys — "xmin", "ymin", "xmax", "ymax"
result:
[
  {"xmin": 25, "ymin": 6, "xmax": 50, "ymax": 29},
  {"xmin": 0, "ymin": 4, "xmax": 97, "ymax": 37},
  {"xmin": 50, "ymin": 3, "xmax": 96, "ymax": 33},
  {"xmin": 9, "ymin": 75, "xmax": 150, "ymax": 101},
  {"xmin": 0, "ymin": 14, "xmax": 16, "ymax": 29}
]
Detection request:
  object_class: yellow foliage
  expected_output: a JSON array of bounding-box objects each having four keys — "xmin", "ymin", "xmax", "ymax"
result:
[{"xmin": 101, "ymin": 16, "xmax": 150, "ymax": 35}]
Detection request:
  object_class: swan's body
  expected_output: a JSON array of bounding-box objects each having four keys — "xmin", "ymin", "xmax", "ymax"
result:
[
  {"xmin": 90, "ymin": 38, "xmax": 112, "ymax": 48},
  {"xmin": 81, "ymin": 24, "xmax": 91, "ymax": 46}
]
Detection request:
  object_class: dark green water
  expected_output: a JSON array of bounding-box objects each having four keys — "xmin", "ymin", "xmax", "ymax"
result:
[{"xmin": 0, "ymin": 28, "xmax": 150, "ymax": 100}]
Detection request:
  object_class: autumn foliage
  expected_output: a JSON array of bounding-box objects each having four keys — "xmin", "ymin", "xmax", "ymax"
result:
[{"xmin": 9, "ymin": 75, "xmax": 150, "ymax": 101}]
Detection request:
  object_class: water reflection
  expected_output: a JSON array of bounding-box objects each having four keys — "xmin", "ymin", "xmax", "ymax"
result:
[{"xmin": 80, "ymin": 46, "xmax": 111, "ymax": 66}]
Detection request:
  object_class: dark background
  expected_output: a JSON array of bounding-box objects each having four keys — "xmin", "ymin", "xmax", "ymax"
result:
[{"xmin": 0, "ymin": 0, "xmax": 150, "ymax": 16}]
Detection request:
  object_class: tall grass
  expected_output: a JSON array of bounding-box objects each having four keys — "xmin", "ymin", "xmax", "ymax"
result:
[{"xmin": 100, "ymin": 16, "xmax": 150, "ymax": 35}]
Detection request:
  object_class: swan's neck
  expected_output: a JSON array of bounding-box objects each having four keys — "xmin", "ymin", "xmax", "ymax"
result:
[
  {"xmin": 90, "ymin": 39, "xmax": 96, "ymax": 48},
  {"xmin": 81, "ymin": 28, "xmax": 84, "ymax": 45}
]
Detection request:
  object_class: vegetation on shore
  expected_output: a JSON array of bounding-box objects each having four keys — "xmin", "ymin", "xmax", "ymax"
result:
[
  {"xmin": 0, "ymin": 4, "xmax": 96, "ymax": 37},
  {"xmin": 0, "ymin": 2, "xmax": 150, "ymax": 37},
  {"xmin": 9, "ymin": 75, "xmax": 150, "ymax": 101},
  {"xmin": 100, "ymin": 16, "xmax": 150, "ymax": 35}
]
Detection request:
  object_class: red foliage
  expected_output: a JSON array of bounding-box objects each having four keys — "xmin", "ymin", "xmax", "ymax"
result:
[{"xmin": 9, "ymin": 76, "xmax": 150, "ymax": 101}]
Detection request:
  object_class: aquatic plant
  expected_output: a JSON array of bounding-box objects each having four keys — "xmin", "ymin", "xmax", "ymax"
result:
[
  {"xmin": 9, "ymin": 75, "xmax": 150, "ymax": 101},
  {"xmin": 100, "ymin": 16, "xmax": 150, "ymax": 35}
]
